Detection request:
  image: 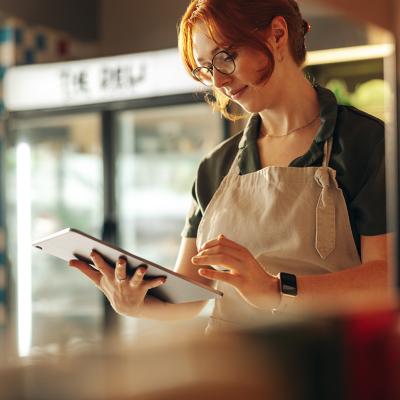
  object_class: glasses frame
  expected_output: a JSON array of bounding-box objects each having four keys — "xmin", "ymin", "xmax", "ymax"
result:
[{"xmin": 192, "ymin": 50, "xmax": 237, "ymax": 87}]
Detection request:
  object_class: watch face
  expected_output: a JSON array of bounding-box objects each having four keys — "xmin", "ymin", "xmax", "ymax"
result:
[{"xmin": 280, "ymin": 272, "xmax": 297, "ymax": 296}]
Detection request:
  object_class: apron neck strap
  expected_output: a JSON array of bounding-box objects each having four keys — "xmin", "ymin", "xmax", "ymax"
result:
[
  {"xmin": 322, "ymin": 136, "xmax": 333, "ymax": 167},
  {"xmin": 228, "ymin": 148, "xmax": 242, "ymax": 176}
]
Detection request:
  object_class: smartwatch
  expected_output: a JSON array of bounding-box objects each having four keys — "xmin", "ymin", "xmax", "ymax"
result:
[{"xmin": 272, "ymin": 272, "xmax": 297, "ymax": 315}]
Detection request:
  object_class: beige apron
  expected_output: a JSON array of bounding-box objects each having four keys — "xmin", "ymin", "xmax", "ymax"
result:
[{"xmin": 196, "ymin": 132, "xmax": 361, "ymax": 333}]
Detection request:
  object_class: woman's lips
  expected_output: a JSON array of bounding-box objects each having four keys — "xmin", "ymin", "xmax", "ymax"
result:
[{"xmin": 230, "ymin": 86, "xmax": 248, "ymax": 100}]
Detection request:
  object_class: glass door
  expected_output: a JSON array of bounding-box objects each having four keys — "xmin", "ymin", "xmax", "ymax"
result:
[
  {"xmin": 116, "ymin": 102, "xmax": 224, "ymax": 336},
  {"xmin": 6, "ymin": 113, "xmax": 104, "ymax": 356}
]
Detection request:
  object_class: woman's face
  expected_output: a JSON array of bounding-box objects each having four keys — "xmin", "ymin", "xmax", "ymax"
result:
[{"xmin": 192, "ymin": 22, "xmax": 282, "ymax": 113}]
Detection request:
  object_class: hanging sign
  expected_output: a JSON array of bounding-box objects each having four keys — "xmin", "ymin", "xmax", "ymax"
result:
[{"xmin": 4, "ymin": 48, "xmax": 202, "ymax": 111}]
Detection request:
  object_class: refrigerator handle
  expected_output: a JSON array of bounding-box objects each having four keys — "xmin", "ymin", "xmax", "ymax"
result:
[{"xmin": 101, "ymin": 217, "xmax": 118, "ymax": 245}]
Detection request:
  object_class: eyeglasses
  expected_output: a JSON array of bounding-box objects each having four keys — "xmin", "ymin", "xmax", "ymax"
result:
[{"xmin": 192, "ymin": 50, "xmax": 236, "ymax": 87}]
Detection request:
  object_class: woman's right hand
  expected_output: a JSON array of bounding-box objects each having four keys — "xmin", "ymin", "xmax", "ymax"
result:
[{"xmin": 69, "ymin": 250, "xmax": 166, "ymax": 317}]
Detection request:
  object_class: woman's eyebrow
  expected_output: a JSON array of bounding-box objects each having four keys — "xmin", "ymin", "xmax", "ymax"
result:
[{"xmin": 197, "ymin": 46, "xmax": 221, "ymax": 63}]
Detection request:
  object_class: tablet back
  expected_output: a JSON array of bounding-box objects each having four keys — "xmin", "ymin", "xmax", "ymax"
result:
[{"xmin": 33, "ymin": 228, "xmax": 222, "ymax": 303}]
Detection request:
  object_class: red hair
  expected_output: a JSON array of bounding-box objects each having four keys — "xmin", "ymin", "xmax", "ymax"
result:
[{"xmin": 178, "ymin": 0, "xmax": 309, "ymax": 120}]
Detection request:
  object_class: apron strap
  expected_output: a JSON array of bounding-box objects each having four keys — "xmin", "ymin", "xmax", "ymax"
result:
[
  {"xmin": 314, "ymin": 166, "xmax": 337, "ymax": 259},
  {"xmin": 315, "ymin": 136, "xmax": 336, "ymax": 258},
  {"xmin": 227, "ymin": 148, "xmax": 242, "ymax": 176},
  {"xmin": 322, "ymin": 136, "xmax": 333, "ymax": 167}
]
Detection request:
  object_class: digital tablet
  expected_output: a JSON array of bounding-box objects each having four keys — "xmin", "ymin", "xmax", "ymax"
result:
[{"xmin": 32, "ymin": 228, "xmax": 223, "ymax": 303}]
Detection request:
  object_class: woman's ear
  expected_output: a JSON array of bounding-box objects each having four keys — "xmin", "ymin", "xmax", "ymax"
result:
[
  {"xmin": 267, "ymin": 16, "xmax": 288, "ymax": 60},
  {"xmin": 270, "ymin": 16, "xmax": 288, "ymax": 43},
  {"xmin": 273, "ymin": 28, "xmax": 285, "ymax": 44}
]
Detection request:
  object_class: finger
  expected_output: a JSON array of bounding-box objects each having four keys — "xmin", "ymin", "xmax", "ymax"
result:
[
  {"xmin": 192, "ymin": 253, "xmax": 243, "ymax": 273},
  {"xmin": 195, "ymin": 245, "xmax": 243, "ymax": 264},
  {"xmin": 129, "ymin": 265, "xmax": 147, "ymax": 287},
  {"xmin": 90, "ymin": 250, "xmax": 114, "ymax": 281},
  {"xmin": 69, "ymin": 259, "xmax": 102, "ymax": 287},
  {"xmin": 143, "ymin": 277, "xmax": 167, "ymax": 291},
  {"xmin": 115, "ymin": 257, "xmax": 127, "ymax": 282},
  {"xmin": 198, "ymin": 268, "xmax": 237, "ymax": 285},
  {"xmin": 199, "ymin": 234, "xmax": 244, "ymax": 252}
]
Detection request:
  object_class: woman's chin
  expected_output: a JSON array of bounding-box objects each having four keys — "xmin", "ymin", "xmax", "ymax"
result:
[{"xmin": 235, "ymin": 101, "xmax": 265, "ymax": 115}]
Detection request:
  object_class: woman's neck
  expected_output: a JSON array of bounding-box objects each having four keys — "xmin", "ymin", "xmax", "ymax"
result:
[{"xmin": 258, "ymin": 72, "xmax": 320, "ymax": 137}]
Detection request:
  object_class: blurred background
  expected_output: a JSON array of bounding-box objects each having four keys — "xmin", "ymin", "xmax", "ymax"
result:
[{"xmin": 0, "ymin": 1, "xmax": 398, "ymax": 398}]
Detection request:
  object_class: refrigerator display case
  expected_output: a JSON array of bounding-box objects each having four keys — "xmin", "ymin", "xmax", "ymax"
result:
[
  {"xmin": 6, "ymin": 113, "xmax": 104, "ymax": 355},
  {"xmin": 115, "ymin": 103, "xmax": 223, "ymax": 337},
  {"xmin": 116, "ymin": 103, "xmax": 222, "ymax": 268},
  {"xmin": 304, "ymin": 44, "xmax": 394, "ymax": 122},
  {"xmin": 2, "ymin": 49, "xmax": 226, "ymax": 355}
]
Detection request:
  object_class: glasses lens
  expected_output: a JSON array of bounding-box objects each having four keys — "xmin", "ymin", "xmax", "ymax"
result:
[
  {"xmin": 213, "ymin": 51, "xmax": 235, "ymax": 74},
  {"xmin": 193, "ymin": 67, "xmax": 213, "ymax": 86}
]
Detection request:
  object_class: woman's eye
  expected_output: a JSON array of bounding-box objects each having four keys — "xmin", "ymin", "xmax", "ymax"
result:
[{"xmin": 224, "ymin": 52, "xmax": 237, "ymax": 61}]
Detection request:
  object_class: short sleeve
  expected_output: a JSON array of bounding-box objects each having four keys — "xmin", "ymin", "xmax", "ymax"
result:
[
  {"xmin": 180, "ymin": 180, "xmax": 202, "ymax": 238},
  {"xmin": 350, "ymin": 138, "xmax": 387, "ymax": 235}
]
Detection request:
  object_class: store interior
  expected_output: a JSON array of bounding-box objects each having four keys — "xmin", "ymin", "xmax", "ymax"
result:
[{"xmin": 0, "ymin": 0, "xmax": 398, "ymax": 399}]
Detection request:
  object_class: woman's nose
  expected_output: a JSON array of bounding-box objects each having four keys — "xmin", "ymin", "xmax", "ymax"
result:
[{"xmin": 212, "ymin": 68, "xmax": 231, "ymax": 88}]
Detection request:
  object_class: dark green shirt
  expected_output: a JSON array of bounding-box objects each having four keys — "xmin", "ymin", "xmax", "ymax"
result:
[{"xmin": 182, "ymin": 85, "xmax": 387, "ymax": 255}]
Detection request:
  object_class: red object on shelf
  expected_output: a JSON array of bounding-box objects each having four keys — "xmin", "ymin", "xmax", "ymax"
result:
[
  {"xmin": 344, "ymin": 308, "xmax": 400, "ymax": 400},
  {"xmin": 57, "ymin": 39, "xmax": 69, "ymax": 57}
]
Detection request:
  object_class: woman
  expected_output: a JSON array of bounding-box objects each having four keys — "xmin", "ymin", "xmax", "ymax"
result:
[{"xmin": 70, "ymin": 0, "xmax": 390, "ymax": 332}]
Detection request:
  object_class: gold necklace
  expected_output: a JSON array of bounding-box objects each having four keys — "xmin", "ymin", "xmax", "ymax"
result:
[{"xmin": 261, "ymin": 114, "xmax": 320, "ymax": 138}]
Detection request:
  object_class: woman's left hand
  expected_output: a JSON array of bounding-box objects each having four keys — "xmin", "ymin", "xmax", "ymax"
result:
[{"xmin": 192, "ymin": 234, "xmax": 280, "ymax": 310}]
